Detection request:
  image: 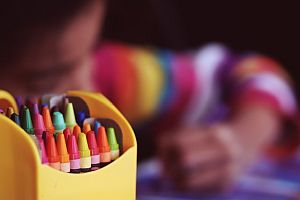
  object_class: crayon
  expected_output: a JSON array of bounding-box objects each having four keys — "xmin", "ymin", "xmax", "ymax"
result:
[
  {"xmin": 14, "ymin": 96, "xmax": 23, "ymax": 111},
  {"xmin": 63, "ymin": 128, "xmax": 71, "ymax": 142},
  {"xmin": 21, "ymin": 108, "xmax": 34, "ymax": 135},
  {"xmin": 63, "ymin": 97, "xmax": 69, "ymax": 112},
  {"xmin": 25, "ymin": 97, "xmax": 37, "ymax": 113},
  {"xmin": 57, "ymin": 133, "xmax": 70, "ymax": 173},
  {"xmin": 83, "ymin": 118, "xmax": 96, "ymax": 127},
  {"xmin": 78, "ymin": 133, "xmax": 91, "ymax": 172},
  {"xmin": 19, "ymin": 105, "xmax": 27, "ymax": 121},
  {"xmin": 67, "ymin": 135, "xmax": 81, "ymax": 173},
  {"xmin": 83, "ymin": 123, "xmax": 91, "ymax": 134},
  {"xmin": 39, "ymin": 139, "xmax": 49, "ymax": 165},
  {"xmin": 41, "ymin": 94, "xmax": 53, "ymax": 106},
  {"xmin": 6, "ymin": 107, "xmax": 14, "ymax": 118},
  {"xmin": 107, "ymin": 127, "xmax": 120, "ymax": 160},
  {"xmin": 10, "ymin": 113, "xmax": 21, "ymax": 126},
  {"xmin": 76, "ymin": 111, "xmax": 86, "ymax": 128},
  {"xmin": 42, "ymin": 131, "xmax": 49, "ymax": 145},
  {"xmin": 0, "ymin": 109, "xmax": 4, "ymax": 115},
  {"xmin": 97, "ymin": 127, "xmax": 111, "ymax": 167},
  {"xmin": 52, "ymin": 112, "xmax": 66, "ymax": 135},
  {"xmin": 32, "ymin": 103, "xmax": 40, "ymax": 115},
  {"xmin": 33, "ymin": 114, "xmax": 46, "ymax": 139},
  {"xmin": 21, "ymin": 108, "xmax": 42, "ymax": 158},
  {"xmin": 65, "ymin": 103, "xmax": 77, "ymax": 132},
  {"xmin": 73, "ymin": 125, "xmax": 81, "ymax": 141},
  {"xmin": 46, "ymin": 135, "xmax": 60, "ymax": 170},
  {"xmin": 42, "ymin": 106, "xmax": 55, "ymax": 135},
  {"xmin": 87, "ymin": 131, "xmax": 100, "ymax": 170},
  {"xmin": 49, "ymin": 95, "xmax": 64, "ymax": 111},
  {"xmin": 94, "ymin": 121, "xmax": 101, "ymax": 137}
]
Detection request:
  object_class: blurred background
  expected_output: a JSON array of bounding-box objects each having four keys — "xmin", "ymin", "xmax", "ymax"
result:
[
  {"xmin": 1, "ymin": 0, "xmax": 300, "ymax": 199},
  {"xmin": 102, "ymin": 0, "xmax": 300, "ymax": 96}
]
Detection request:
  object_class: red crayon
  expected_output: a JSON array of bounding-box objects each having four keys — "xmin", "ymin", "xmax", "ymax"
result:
[
  {"xmin": 63, "ymin": 128, "xmax": 71, "ymax": 142},
  {"xmin": 67, "ymin": 135, "xmax": 81, "ymax": 173},
  {"xmin": 46, "ymin": 135, "xmax": 60, "ymax": 170},
  {"xmin": 87, "ymin": 131, "xmax": 100, "ymax": 170}
]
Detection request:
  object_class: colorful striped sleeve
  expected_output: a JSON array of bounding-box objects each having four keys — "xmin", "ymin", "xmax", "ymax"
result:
[{"xmin": 228, "ymin": 55, "xmax": 297, "ymax": 117}]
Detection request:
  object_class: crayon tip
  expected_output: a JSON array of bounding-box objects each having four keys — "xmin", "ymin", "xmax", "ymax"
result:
[
  {"xmin": 65, "ymin": 103, "xmax": 77, "ymax": 132},
  {"xmin": 94, "ymin": 121, "xmax": 101, "ymax": 136},
  {"xmin": 107, "ymin": 127, "xmax": 119, "ymax": 151},
  {"xmin": 41, "ymin": 104, "xmax": 48, "ymax": 109},
  {"xmin": 57, "ymin": 133, "xmax": 70, "ymax": 163},
  {"xmin": 32, "ymin": 103, "xmax": 40, "ymax": 115},
  {"xmin": 63, "ymin": 128, "xmax": 71, "ymax": 142},
  {"xmin": 14, "ymin": 96, "xmax": 23, "ymax": 111},
  {"xmin": 10, "ymin": 113, "xmax": 21, "ymax": 126},
  {"xmin": 78, "ymin": 133, "xmax": 90, "ymax": 158},
  {"xmin": 83, "ymin": 123, "xmax": 91, "ymax": 134},
  {"xmin": 0, "ymin": 109, "xmax": 4, "ymax": 114},
  {"xmin": 46, "ymin": 135, "xmax": 60, "ymax": 164},
  {"xmin": 67, "ymin": 135, "xmax": 80, "ymax": 160},
  {"xmin": 21, "ymin": 108, "xmax": 34, "ymax": 135},
  {"xmin": 76, "ymin": 111, "xmax": 86, "ymax": 127},
  {"xmin": 97, "ymin": 127, "xmax": 110, "ymax": 153},
  {"xmin": 52, "ymin": 112, "xmax": 66, "ymax": 133},
  {"xmin": 33, "ymin": 114, "xmax": 46, "ymax": 138},
  {"xmin": 6, "ymin": 107, "xmax": 15, "ymax": 118},
  {"xmin": 87, "ymin": 131, "xmax": 99, "ymax": 155},
  {"xmin": 73, "ymin": 125, "xmax": 81, "ymax": 140},
  {"xmin": 42, "ymin": 106, "xmax": 55, "ymax": 134},
  {"xmin": 38, "ymin": 139, "xmax": 49, "ymax": 165}
]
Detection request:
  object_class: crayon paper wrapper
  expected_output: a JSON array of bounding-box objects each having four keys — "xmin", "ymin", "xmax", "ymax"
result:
[
  {"xmin": 80, "ymin": 157, "xmax": 92, "ymax": 169},
  {"xmin": 91, "ymin": 155, "xmax": 100, "ymax": 165}
]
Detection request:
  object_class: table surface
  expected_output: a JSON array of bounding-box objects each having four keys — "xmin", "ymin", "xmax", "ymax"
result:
[{"xmin": 137, "ymin": 153, "xmax": 300, "ymax": 200}]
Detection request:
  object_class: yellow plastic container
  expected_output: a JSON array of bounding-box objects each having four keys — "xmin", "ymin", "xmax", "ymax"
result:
[{"xmin": 0, "ymin": 90, "xmax": 137, "ymax": 200}]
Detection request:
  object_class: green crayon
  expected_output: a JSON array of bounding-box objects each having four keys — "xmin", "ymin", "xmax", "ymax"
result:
[{"xmin": 107, "ymin": 127, "xmax": 120, "ymax": 160}]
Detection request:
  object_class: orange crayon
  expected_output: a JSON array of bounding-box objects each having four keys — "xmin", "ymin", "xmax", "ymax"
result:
[
  {"xmin": 97, "ymin": 127, "xmax": 111, "ymax": 167},
  {"xmin": 83, "ymin": 123, "xmax": 91, "ymax": 134},
  {"xmin": 57, "ymin": 133, "xmax": 70, "ymax": 173},
  {"xmin": 73, "ymin": 125, "xmax": 81, "ymax": 141},
  {"xmin": 42, "ymin": 106, "xmax": 55, "ymax": 135}
]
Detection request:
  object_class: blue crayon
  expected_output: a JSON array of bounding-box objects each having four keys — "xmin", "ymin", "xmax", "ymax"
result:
[
  {"xmin": 94, "ymin": 121, "xmax": 101, "ymax": 137},
  {"xmin": 11, "ymin": 113, "xmax": 21, "ymax": 126},
  {"xmin": 76, "ymin": 111, "xmax": 86, "ymax": 128}
]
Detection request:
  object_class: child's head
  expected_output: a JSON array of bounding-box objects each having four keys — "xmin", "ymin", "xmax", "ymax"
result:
[{"xmin": 0, "ymin": 0, "xmax": 105, "ymax": 96}]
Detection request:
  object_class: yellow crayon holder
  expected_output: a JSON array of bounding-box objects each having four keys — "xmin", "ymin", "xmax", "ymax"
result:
[{"xmin": 0, "ymin": 90, "xmax": 137, "ymax": 200}]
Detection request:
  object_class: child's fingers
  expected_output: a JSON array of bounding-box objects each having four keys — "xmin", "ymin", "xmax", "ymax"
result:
[{"xmin": 174, "ymin": 162, "xmax": 237, "ymax": 191}]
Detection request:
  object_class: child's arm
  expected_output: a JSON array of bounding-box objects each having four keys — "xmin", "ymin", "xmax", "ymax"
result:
[
  {"xmin": 158, "ymin": 55, "xmax": 297, "ymax": 190},
  {"xmin": 158, "ymin": 104, "xmax": 280, "ymax": 190}
]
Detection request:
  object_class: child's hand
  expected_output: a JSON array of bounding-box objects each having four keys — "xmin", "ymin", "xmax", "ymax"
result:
[
  {"xmin": 158, "ymin": 106, "xmax": 280, "ymax": 191},
  {"xmin": 158, "ymin": 125, "xmax": 243, "ymax": 191}
]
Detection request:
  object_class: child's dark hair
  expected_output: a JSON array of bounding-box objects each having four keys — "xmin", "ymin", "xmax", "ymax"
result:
[{"xmin": 0, "ymin": 0, "xmax": 97, "ymax": 66}]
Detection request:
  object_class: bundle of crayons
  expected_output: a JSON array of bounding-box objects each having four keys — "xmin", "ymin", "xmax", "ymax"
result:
[{"xmin": 1, "ymin": 96, "xmax": 120, "ymax": 173}]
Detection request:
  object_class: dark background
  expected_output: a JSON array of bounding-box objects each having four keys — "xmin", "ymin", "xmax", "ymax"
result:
[{"xmin": 102, "ymin": 0, "xmax": 300, "ymax": 97}]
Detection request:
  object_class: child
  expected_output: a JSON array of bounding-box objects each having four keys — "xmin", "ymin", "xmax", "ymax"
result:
[{"xmin": 0, "ymin": 0, "xmax": 298, "ymax": 191}]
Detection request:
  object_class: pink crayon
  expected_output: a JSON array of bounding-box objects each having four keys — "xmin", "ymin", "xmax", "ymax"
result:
[
  {"xmin": 38, "ymin": 139, "xmax": 49, "ymax": 165},
  {"xmin": 34, "ymin": 114, "xmax": 46, "ymax": 139},
  {"xmin": 67, "ymin": 135, "xmax": 81, "ymax": 173}
]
